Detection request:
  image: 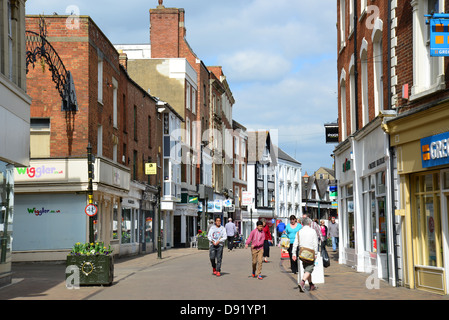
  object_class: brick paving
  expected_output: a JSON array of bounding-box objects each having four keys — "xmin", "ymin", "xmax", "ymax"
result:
[
  {"xmin": 280, "ymin": 248, "xmax": 449, "ymax": 300},
  {"xmin": 0, "ymin": 245, "xmax": 448, "ymax": 301}
]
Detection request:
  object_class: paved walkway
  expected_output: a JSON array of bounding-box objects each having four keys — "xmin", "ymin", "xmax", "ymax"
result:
[
  {"xmin": 280, "ymin": 248, "xmax": 449, "ymax": 300},
  {"xmin": 0, "ymin": 245, "xmax": 448, "ymax": 301}
]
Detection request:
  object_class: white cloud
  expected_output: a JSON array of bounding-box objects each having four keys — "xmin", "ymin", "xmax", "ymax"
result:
[
  {"xmin": 25, "ymin": 0, "xmax": 338, "ymax": 174},
  {"xmin": 218, "ymin": 50, "xmax": 291, "ymax": 83}
]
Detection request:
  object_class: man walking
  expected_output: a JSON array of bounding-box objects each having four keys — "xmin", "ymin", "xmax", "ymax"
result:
[
  {"xmin": 225, "ymin": 218, "xmax": 237, "ymax": 251},
  {"xmin": 293, "ymin": 217, "xmax": 319, "ymax": 292},
  {"xmin": 245, "ymin": 220, "xmax": 265, "ymax": 280},
  {"xmin": 276, "ymin": 219, "xmax": 286, "ymax": 243},
  {"xmin": 328, "ymin": 216, "xmax": 339, "ymax": 252},
  {"xmin": 208, "ymin": 217, "xmax": 227, "ymax": 277}
]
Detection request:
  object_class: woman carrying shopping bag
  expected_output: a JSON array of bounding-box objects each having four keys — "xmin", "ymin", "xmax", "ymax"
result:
[{"xmin": 285, "ymin": 215, "xmax": 302, "ymax": 274}]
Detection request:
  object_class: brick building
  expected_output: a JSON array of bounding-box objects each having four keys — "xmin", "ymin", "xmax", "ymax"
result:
[
  {"xmin": 13, "ymin": 15, "xmax": 166, "ymax": 260},
  {"xmin": 336, "ymin": 0, "xmax": 449, "ymax": 295},
  {"xmin": 115, "ymin": 3, "xmax": 238, "ymax": 246},
  {"xmin": 334, "ymin": 0, "xmax": 399, "ymax": 285},
  {"xmin": 384, "ymin": 0, "xmax": 449, "ymax": 295}
]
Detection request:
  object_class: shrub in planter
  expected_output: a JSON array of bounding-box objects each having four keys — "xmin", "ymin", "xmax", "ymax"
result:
[
  {"xmin": 66, "ymin": 242, "xmax": 114, "ymax": 286},
  {"xmin": 197, "ymin": 230, "xmax": 209, "ymax": 250}
]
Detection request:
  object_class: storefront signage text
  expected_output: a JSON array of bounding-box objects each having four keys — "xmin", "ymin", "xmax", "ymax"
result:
[
  {"xmin": 421, "ymin": 131, "xmax": 449, "ymax": 168},
  {"xmin": 27, "ymin": 207, "xmax": 62, "ymax": 216},
  {"xmin": 16, "ymin": 166, "xmax": 64, "ymax": 179}
]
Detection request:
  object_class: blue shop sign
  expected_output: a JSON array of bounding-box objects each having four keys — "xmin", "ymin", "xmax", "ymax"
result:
[
  {"xmin": 421, "ymin": 131, "xmax": 449, "ymax": 168},
  {"xmin": 427, "ymin": 13, "xmax": 449, "ymax": 57}
]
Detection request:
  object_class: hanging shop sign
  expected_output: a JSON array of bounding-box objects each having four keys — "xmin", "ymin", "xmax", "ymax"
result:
[
  {"xmin": 421, "ymin": 131, "xmax": 449, "ymax": 168},
  {"xmin": 145, "ymin": 163, "xmax": 157, "ymax": 175},
  {"xmin": 324, "ymin": 123, "xmax": 339, "ymax": 144},
  {"xmin": 342, "ymin": 158, "xmax": 351, "ymax": 172},
  {"xmin": 427, "ymin": 13, "xmax": 449, "ymax": 57}
]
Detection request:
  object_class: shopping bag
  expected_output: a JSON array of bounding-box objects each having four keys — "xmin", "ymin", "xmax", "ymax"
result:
[
  {"xmin": 322, "ymin": 246, "xmax": 330, "ymax": 268},
  {"xmin": 280, "ymin": 235, "xmax": 290, "ymax": 248}
]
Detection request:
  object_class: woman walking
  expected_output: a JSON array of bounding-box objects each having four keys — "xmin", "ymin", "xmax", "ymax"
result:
[
  {"xmin": 262, "ymin": 219, "xmax": 272, "ymax": 263},
  {"xmin": 285, "ymin": 215, "xmax": 302, "ymax": 274}
]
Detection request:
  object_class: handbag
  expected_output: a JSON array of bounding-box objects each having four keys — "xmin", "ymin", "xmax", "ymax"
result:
[
  {"xmin": 298, "ymin": 247, "xmax": 315, "ymax": 262},
  {"xmin": 322, "ymin": 246, "xmax": 330, "ymax": 268}
]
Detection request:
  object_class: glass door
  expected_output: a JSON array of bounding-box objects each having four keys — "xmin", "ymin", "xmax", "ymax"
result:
[{"xmin": 411, "ymin": 171, "xmax": 445, "ymax": 294}]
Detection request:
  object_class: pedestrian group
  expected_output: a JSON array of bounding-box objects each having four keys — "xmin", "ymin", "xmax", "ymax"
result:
[{"xmin": 206, "ymin": 214, "xmax": 339, "ymax": 293}]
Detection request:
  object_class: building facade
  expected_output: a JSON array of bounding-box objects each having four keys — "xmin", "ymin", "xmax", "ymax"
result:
[
  {"xmin": 14, "ymin": 15, "xmax": 165, "ymax": 261},
  {"xmin": 383, "ymin": 0, "xmax": 449, "ymax": 295},
  {"xmin": 335, "ymin": 0, "xmax": 399, "ymax": 285},
  {"xmin": 244, "ymin": 131, "xmax": 277, "ymax": 238},
  {"xmin": 115, "ymin": 3, "xmax": 237, "ymax": 243},
  {"xmin": 0, "ymin": 0, "xmax": 31, "ymax": 287},
  {"xmin": 302, "ymin": 168, "xmax": 337, "ymax": 221},
  {"xmin": 276, "ymin": 147, "xmax": 302, "ymax": 228},
  {"xmin": 232, "ymin": 120, "xmax": 248, "ymax": 233}
]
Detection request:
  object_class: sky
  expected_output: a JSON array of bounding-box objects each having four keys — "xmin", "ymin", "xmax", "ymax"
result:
[{"xmin": 25, "ymin": 0, "xmax": 338, "ymax": 176}]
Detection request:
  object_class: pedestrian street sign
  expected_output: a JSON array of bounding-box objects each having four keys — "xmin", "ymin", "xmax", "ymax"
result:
[
  {"xmin": 145, "ymin": 163, "xmax": 157, "ymax": 175},
  {"xmin": 426, "ymin": 13, "xmax": 449, "ymax": 56},
  {"xmin": 85, "ymin": 204, "xmax": 98, "ymax": 217}
]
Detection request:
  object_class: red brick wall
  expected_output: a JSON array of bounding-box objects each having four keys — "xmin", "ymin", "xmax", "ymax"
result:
[
  {"xmin": 336, "ymin": 1, "xmax": 389, "ymax": 140},
  {"xmin": 395, "ymin": 2, "xmax": 449, "ymax": 114},
  {"xmin": 26, "ymin": 16, "xmax": 91, "ymax": 157},
  {"xmin": 26, "ymin": 15, "xmax": 162, "ymax": 187}
]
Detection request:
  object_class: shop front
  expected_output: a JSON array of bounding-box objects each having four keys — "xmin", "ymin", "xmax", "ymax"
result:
[
  {"xmin": 13, "ymin": 157, "xmax": 130, "ymax": 261},
  {"xmin": 0, "ymin": 162, "xmax": 15, "ymax": 286},
  {"xmin": 335, "ymin": 139, "xmax": 355, "ymax": 267},
  {"xmin": 335, "ymin": 118, "xmax": 397, "ymax": 284},
  {"xmin": 385, "ymin": 103, "xmax": 449, "ymax": 295}
]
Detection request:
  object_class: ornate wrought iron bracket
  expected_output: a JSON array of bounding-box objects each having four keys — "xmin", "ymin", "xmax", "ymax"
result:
[{"xmin": 26, "ymin": 17, "xmax": 78, "ymax": 112}]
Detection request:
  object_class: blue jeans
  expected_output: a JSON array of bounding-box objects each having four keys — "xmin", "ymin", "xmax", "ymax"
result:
[
  {"xmin": 209, "ymin": 244, "xmax": 224, "ymax": 272},
  {"xmin": 332, "ymin": 237, "xmax": 339, "ymax": 251}
]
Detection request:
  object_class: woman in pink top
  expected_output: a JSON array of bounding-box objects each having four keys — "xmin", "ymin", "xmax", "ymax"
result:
[{"xmin": 245, "ymin": 221, "xmax": 265, "ymax": 280}]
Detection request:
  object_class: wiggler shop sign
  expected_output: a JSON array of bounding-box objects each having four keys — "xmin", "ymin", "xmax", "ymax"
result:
[
  {"xmin": 421, "ymin": 131, "xmax": 449, "ymax": 168},
  {"xmin": 15, "ymin": 165, "xmax": 64, "ymax": 179}
]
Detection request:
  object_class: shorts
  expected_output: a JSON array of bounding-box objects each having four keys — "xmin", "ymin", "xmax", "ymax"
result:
[{"xmin": 302, "ymin": 260, "xmax": 315, "ymax": 274}]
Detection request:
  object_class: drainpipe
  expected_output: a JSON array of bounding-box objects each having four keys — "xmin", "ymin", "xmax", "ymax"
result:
[
  {"xmin": 387, "ymin": 0, "xmax": 399, "ymax": 287},
  {"xmin": 354, "ymin": 0, "xmax": 359, "ymax": 131}
]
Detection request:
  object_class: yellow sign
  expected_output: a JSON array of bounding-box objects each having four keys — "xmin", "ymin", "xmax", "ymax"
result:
[{"xmin": 145, "ymin": 163, "xmax": 157, "ymax": 175}]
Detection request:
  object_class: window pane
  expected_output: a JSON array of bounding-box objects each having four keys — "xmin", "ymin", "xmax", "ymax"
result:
[
  {"xmin": 122, "ymin": 208, "xmax": 131, "ymax": 243},
  {"xmin": 444, "ymin": 172, "xmax": 449, "ymax": 190}
]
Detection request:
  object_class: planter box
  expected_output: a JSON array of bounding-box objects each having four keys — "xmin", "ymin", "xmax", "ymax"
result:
[
  {"xmin": 197, "ymin": 237, "xmax": 210, "ymax": 250},
  {"xmin": 66, "ymin": 255, "xmax": 114, "ymax": 286}
]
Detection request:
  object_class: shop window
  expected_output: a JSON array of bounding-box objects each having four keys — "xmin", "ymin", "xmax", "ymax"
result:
[
  {"xmin": 30, "ymin": 118, "xmax": 50, "ymax": 158},
  {"xmin": 362, "ymin": 173, "xmax": 387, "ymax": 253},
  {"xmin": 0, "ymin": 162, "xmax": 14, "ymax": 264},
  {"xmin": 444, "ymin": 172, "xmax": 449, "ymax": 190},
  {"xmin": 145, "ymin": 211, "xmax": 154, "ymax": 244},
  {"xmin": 112, "ymin": 206, "xmax": 118, "ymax": 240},
  {"xmin": 412, "ymin": 173, "xmax": 443, "ymax": 268},
  {"xmin": 122, "ymin": 208, "xmax": 131, "ymax": 243},
  {"xmin": 410, "ymin": 0, "xmax": 445, "ymax": 100},
  {"xmin": 343, "ymin": 184, "xmax": 355, "ymax": 249}
]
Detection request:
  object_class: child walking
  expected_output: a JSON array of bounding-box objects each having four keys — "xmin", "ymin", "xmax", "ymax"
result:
[
  {"xmin": 245, "ymin": 221, "xmax": 265, "ymax": 280},
  {"xmin": 207, "ymin": 217, "xmax": 227, "ymax": 277}
]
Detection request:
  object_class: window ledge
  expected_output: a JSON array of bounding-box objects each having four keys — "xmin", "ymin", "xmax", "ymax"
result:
[{"xmin": 410, "ymin": 77, "xmax": 446, "ymax": 102}]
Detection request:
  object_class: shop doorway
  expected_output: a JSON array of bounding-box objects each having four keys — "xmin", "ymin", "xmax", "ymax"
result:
[{"xmin": 411, "ymin": 172, "xmax": 445, "ymax": 295}]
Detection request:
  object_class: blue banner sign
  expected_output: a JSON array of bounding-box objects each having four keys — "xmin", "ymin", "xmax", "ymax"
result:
[
  {"xmin": 427, "ymin": 13, "xmax": 449, "ymax": 57},
  {"xmin": 421, "ymin": 131, "xmax": 449, "ymax": 168}
]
